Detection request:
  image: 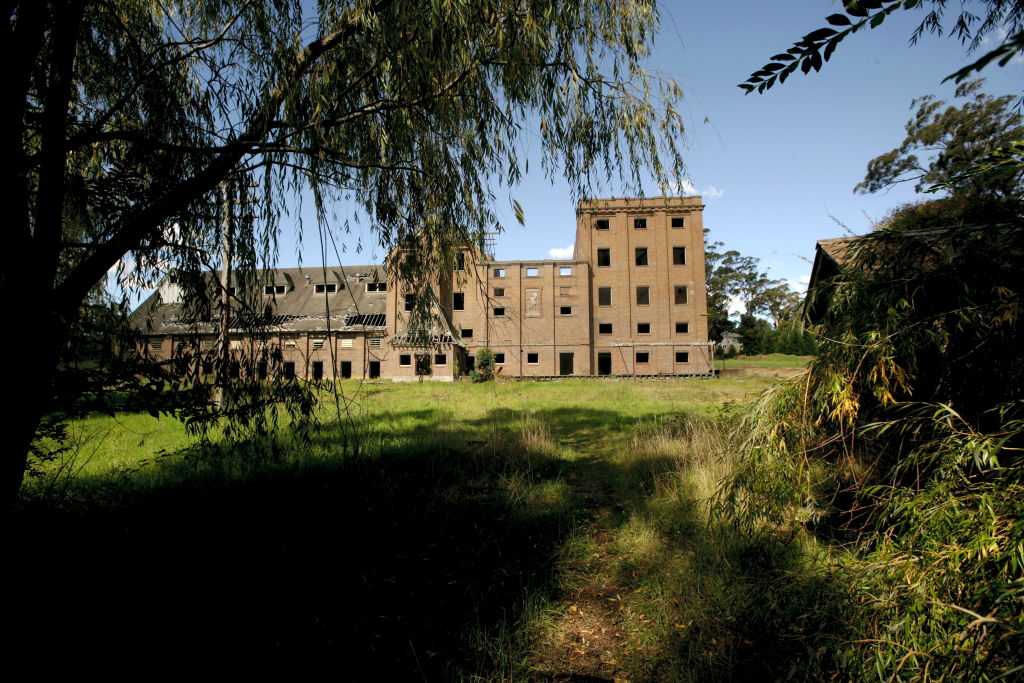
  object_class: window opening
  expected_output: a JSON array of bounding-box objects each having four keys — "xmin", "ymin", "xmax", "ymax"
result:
[
  {"xmin": 597, "ymin": 249, "xmax": 610, "ymax": 267},
  {"xmin": 673, "ymin": 247, "xmax": 686, "ymax": 265},
  {"xmin": 598, "ymin": 323, "xmax": 612, "ymax": 334},
  {"xmin": 636, "ymin": 286, "xmax": 650, "ymax": 306},
  {"xmin": 598, "ymin": 287, "xmax": 612, "ymax": 306},
  {"xmin": 635, "ymin": 247, "xmax": 648, "ymax": 266},
  {"xmin": 674, "ymin": 285, "xmax": 688, "ymax": 305}
]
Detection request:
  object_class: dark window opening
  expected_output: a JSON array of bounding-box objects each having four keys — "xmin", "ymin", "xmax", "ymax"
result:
[
  {"xmin": 404, "ymin": 294, "xmax": 415, "ymax": 312},
  {"xmin": 453, "ymin": 292, "xmax": 465, "ymax": 311},
  {"xmin": 315, "ymin": 283, "xmax": 339, "ymax": 293},
  {"xmin": 636, "ymin": 286, "xmax": 650, "ymax": 306},
  {"xmin": 494, "ymin": 287, "xmax": 505, "ymax": 297},
  {"xmin": 636, "ymin": 352, "xmax": 650, "ymax": 363},
  {"xmin": 415, "ymin": 354, "xmax": 431, "ymax": 376},
  {"xmin": 494, "ymin": 307, "xmax": 505, "ymax": 316},
  {"xmin": 676, "ymin": 322, "xmax": 689, "ymax": 334},
  {"xmin": 671, "ymin": 216, "xmax": 685, "ymax": 228},
  {"xmin": 399, "ymin": 354, "xmax": 412, "ymax": 366},
  {"xmin": 494, "ymin": 353, "xmax": 505, "ymax": 364},
  {"xmin": 597, "ymin": 248, "xmax": 610, "ymax": 267},
  {"xmin": 674, "ymin": 286, "xmax": 688, "ymax": 305},
  {"xmin": 454, "ymin": 253, "xmax": 465, "ymax": 271},
  {"xmin": 461, "ymin": 328, "xmax": 473, "ymax": 339},
  {"xmin": 675, "ymin": 351, "xmax": 690, "ymax": 363},
  {"xmin": 673, "ymin": 247, "xmax": 686, "ymax": 265},
  {"xmin": 493, "ymin": 267, "xmax": 506, "ymax": 278},
  {"xmin": 598, "ymin": 323, "xmax": 612, "ymax": 334},
  {"xmin": 366, "ymin": 282, "xmax": 387, "ymax": 292},
  {"xmin": 434, "ymin": 354, "xmax": 447, "ymax": 366},
  {"xmin": 598, "ymin": 287, "xmax": 612, "ymax": 306},
  {"xmin": 527, "ymin": 352, "xmax": 539, "ymax": 364},
  {"xmin": 312, "ymin": 361, "xmax": 324, "ymax": 380},
  {"xmin": 559, "ymin": 306, "xmax": 572, "ymax": 315},
  {"xmin": 637, "ymin": 322, "xmax": 651, "ymax": 334},
  {"xmin": 264, "ymin": 285, "xmax": 286, "ymax": 295},
  {"xmin": 634, "ymin": 218, "xmax": 647, "ymax": 230},
  {"xmin": 595, "ymin": 219, "xmax": 610, "ymax": 230},
  {"xmin": 635, "ymin": 247, "xmax": 648, "ymax": 266}
]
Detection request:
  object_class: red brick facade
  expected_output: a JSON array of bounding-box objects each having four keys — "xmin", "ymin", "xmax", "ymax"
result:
[{"xmin": 134, "ymin": 197, "xmax": 712, "ymax": 379}]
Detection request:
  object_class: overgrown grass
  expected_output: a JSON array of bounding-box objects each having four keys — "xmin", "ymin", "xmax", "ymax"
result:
[
  {"xmin": 717, "ymin": 352, "xmax": 812, "ymax": 368},
  {"xmin": 13, "ymin": 372, "xmax": 827, "ymax": 680}
]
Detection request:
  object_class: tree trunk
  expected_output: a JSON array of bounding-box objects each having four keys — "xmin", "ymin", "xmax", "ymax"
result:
[{"xmin": 1, "ymin": 300, "xmax": 70, "ymax": 508}]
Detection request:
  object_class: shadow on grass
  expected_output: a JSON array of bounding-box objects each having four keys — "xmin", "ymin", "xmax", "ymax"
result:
[
  {"xmin": 9, "ymin": 404, "xmax": 849, "ymax": 681},
  {"xmin": 10, "ymin": 410, "xmax": 578, "ymax": 679}
]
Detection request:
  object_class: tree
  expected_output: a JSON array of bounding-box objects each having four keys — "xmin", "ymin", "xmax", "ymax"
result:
[
  {"xmin": 3, "ymin": 0, "xmax": 686, "ymax": 503},
  {"xmin": 704, "ymin": 230, "xmax": 799, "ymax": 342},
  {"xmin": 739, "ymin": 0, "xmax": 1024, "ymax": 95},
  {"xmin": 856, "ymin": 80, "xmax": 1024, "ymax": 197}
]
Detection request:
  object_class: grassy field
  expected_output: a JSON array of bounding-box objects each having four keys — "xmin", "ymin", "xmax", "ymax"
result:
[
  {"xmin": 11, "ymin": 370, "xmax": 825, "ymax": 680},
  {"xmin": 715, "ymin": 352, "xmax": 812, "ymax": 369}
]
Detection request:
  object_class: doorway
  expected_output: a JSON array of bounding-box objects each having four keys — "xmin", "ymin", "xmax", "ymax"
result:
[
  {"xmin": 369, "ymin": 361, "xmax": 380, "ymax": 379},
  {"xmin": 340, "ymin": 361, "xmax": 352, "ymax": 379},
  {"xmin": 415, "ymin": 354, "xmax": 432, "ymax": 376},
  {"xmin": 598, "ymin": 352, "xmax": 612, "ymax": 376},
  {"xmin": 559, "ymin": 352, "xmax": 574, "ymax": 376}
]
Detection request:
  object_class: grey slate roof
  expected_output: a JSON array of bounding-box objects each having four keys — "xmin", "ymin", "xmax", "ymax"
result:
[{"xmin": 131, "ymin": 265, "xmax": 388, "ymax": 336}]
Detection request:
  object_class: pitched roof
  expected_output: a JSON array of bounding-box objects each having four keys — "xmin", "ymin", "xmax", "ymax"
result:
[{"xmin": 131, "ymin": 265, "xmax": 387, "ymax": 336}]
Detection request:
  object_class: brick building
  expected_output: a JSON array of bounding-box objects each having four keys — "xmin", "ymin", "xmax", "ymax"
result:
[{"xmin": 132, "ymin": 196, "xmax": 713, "ymax": 379}]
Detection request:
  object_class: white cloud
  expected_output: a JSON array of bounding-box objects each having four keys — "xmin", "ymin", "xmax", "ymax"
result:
[
  {"xmin": 787, "ymin": 274, "xmax": 812, "ymax": 295},
  {"xmin": 549, "ymin": 245, "xmax": 574, "ymax": 259},
  {"xmin": 670, "ymin": 177, "xmax": 724, "ymax": 199},
  {"xmin": 675, "ymin": 177, "xmax": 698, "ymax": 195},
  {"xmin": 727, "ymin": 294, "xmax": 745, "ymax": 317}
]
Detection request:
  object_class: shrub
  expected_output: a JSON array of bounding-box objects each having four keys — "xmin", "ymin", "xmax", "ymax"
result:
[{"xmin": 471, "ymin": 348, "xmax": 496, "ymax": 383}]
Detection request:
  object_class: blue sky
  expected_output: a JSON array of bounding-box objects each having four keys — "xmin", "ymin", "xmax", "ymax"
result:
[{"xmin": 276, "ymin": 1, "xmax": 1022, "ymax": 295}]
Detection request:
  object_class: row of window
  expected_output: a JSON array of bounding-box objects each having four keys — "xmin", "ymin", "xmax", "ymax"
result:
[
  {"xmin": 491, "ymin": 266, "xmax": 574, "ymax": 278},
  {"xmin": 596, "ymin": 246, "xmax": 686, "ymax": 267},
  {"xmin": 595, "ymin": 216, "xmax": 686, "ymax": 230},
  {"xmin": 400, "ymin": 354, "xmax": 448, "ymax": 367},
  {"xmin": 434, "ymin": 285, "xmax": 688, "ymax": 314},
  {"xmin": 459, "ymin": 350, "xmax": 690, "ymax": 365},
  {"xmin": 597, "ymin": 321, "xmax": 690, "ymax": 335},
  {"xmin": 598, "ymin": 285, "xmax": 688, "ymax": 306},
  {"xmin": 238, "ymin": 282, "xmax": 388, "ymax": 296}
]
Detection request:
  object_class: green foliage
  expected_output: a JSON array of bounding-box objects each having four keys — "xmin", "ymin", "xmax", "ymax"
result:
[
  {"xmin": 9, "ymin": 0, "xmax": 690, "ymax": 497},
  {"xmin": 704, "ymin": 230, "xmax": 801, "ymax": 342},
  {"xmin": 471, "ymin": 347, "xmax": 497, "ymax": 383},
  {"xmin": 720, "ymin": 197, "xmax": 1024, "ymax": 679},
  {"xmin": 739, "ymin": 1, "xmax": 1024, "ymax": 94},
  {"xmin": 857, "ymin": 80, "xmax": 1024, "ymax": 197}
]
